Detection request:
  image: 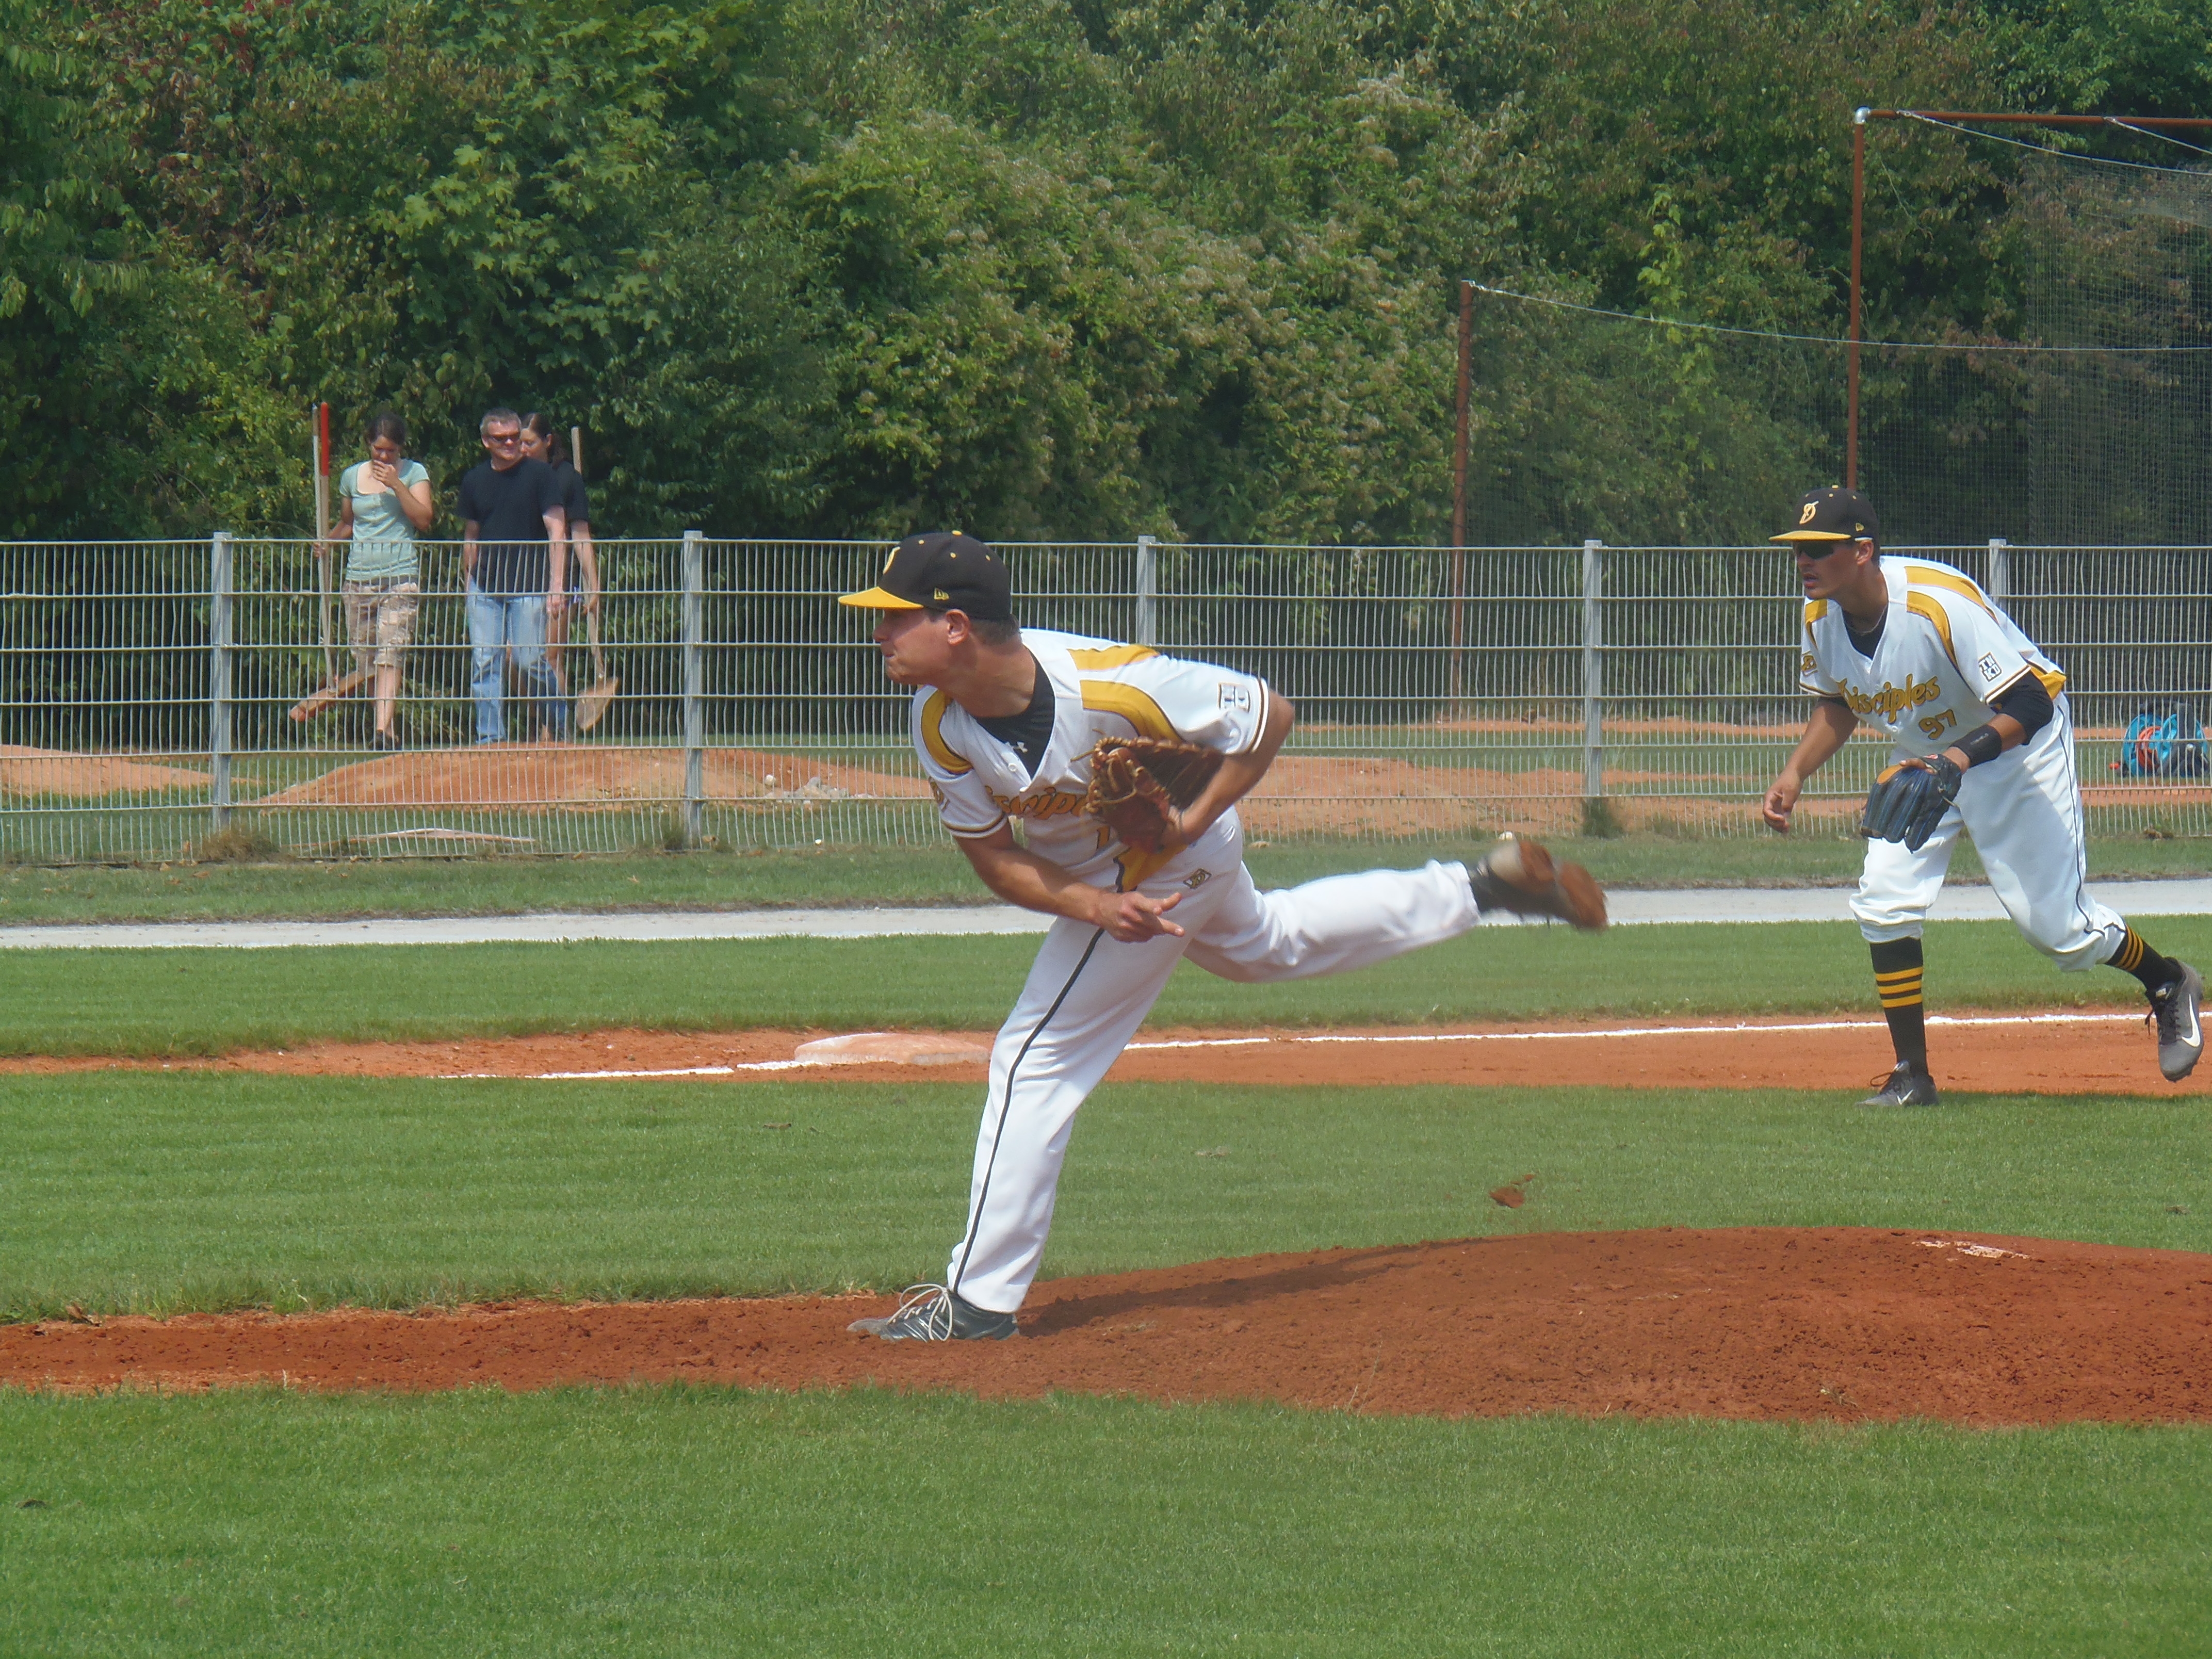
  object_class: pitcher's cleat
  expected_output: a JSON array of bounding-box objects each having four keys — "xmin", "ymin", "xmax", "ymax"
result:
[
  {"xmin": 847, "ymin": 1283, "xmax": 1020, "ymax": 1341},
  {"xmin": 2149, "ymin": 961, "xmax": 2204, "ymax": 1082},
  {"xmin": 1468, "ymin": 834, "xmax": 1607, "ymax": 931},
  {"xmin": 1860, "ymin": 1061, "xmax": 1940, "ymax": 1108}
]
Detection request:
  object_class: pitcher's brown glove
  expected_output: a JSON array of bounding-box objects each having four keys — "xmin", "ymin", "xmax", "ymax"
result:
[{"xmin": 1083, "ymin": 736, "xmax": 1224, "ymax": 853}]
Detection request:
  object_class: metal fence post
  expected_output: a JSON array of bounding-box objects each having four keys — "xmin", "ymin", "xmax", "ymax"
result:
[
  {"xmin": 209, "ymin": 530, "xmax": 233, "ymax": 832},
  {"xmin": 1133, "ymin": 535, "xmax": 1158, "ymax": 646},
  {"xmin": 1986, "ymin": 536, "xmax": 2009, "ymax": 606},
  {"xmin": 1581, "ymin": 539, "xmax": 1604, "ymax": 802},
  {"xmin": 682, "ymin": 529, "xmax": 704, "ymax": 850}
]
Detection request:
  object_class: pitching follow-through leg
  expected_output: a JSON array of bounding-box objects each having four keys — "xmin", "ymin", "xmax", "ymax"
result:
[
  {"xmin": 947, "ymin": 841, "xmax": 1492, "ymax": 1315},
  {"xmin": 946, "ymin": 906, "xmax": 1201, "ymax": 1315},
  {"xmin": 1181, "ymin": 858, "xmax": 1483, "ymax": 983}
]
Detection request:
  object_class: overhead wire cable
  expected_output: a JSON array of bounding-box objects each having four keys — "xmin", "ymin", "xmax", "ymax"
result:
[
  {"xmin": 2102, "ymin": 117, "xmax": 2212, "ymax": 157},
  {"xmin": 1898, "ymin": 110, "xmax": 2212, "ymax": 177},
  {"xmin": 1461, "ymin": 283, "xmax": 2212, "ymax": 353}
]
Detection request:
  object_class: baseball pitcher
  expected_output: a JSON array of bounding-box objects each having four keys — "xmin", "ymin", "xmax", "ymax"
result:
[
  {"xmin": 840, "ymin": 532, "xmax": 1608, "ymax": 1341},
  {"xmin": 1762, "ymin": 486, "xmax": 2202, "ymax": 1105}
]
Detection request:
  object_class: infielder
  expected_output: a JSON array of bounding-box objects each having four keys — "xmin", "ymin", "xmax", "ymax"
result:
[
  {"xmin": 1761, "ymin": 486, "xmax": 2202, "ymax": 1106},
  {"xmin": 840, "ymin": 532, "xmax": 1608, "ymax": 1340}
]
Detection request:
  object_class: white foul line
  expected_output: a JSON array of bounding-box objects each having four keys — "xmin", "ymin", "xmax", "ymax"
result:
[
  {"xmin": 436, "ymin": 1010, "xmax": 2146, "ymax": 1079},
  {"xmin": 1292, "ymin": 1011, "xmax": 2142, "ymax": 1045}
]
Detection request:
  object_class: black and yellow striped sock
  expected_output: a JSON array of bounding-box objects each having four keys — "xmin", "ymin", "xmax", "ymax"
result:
[
  {"xmin": 2110, "ymin": 926, "xmax": 2184, "ymax": 994},
  {"xmin": 1869, "ymin": 937, "xmax": 1927, "ymax": 1071}
]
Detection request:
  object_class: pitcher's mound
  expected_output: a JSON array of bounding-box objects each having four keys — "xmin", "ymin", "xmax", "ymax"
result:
[{"xmin": 9, "ymin": 1228, "xmax": 2209, "ymax": 1423}]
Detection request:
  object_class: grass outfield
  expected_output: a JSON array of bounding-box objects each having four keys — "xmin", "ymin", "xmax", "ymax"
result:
[
  {"xmin": 4, "ymin": 832, "xmax": 2208, "ymax": 923},
  {"xmin": 3, "ymin": 1388, "xmax": 2206, "ymax": 1657},
  {"xmin": 8, "ymin": 917, "xmax": 2208, "ymax": 1654},
  {"xmin": 4, "ymin": 1075, "xmax": 2204, "ymax": 1320},
  {"xmin": 7, "ymin": 915, "xmax": 2211, "ymax": 1056}
]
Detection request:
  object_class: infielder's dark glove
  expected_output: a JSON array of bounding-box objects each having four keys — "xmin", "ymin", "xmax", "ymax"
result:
[
  {"xmin": 1860, "ymin": 755, "xmax": 1963, "ymax": 852},
  {"xmin": 1083, "ymin": 736, "xmax": 1224, "ymax": 853}
]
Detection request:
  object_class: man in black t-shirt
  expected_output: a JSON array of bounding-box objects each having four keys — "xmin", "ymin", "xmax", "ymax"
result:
[{"xmin": 459, "ymin": 408, "xmax": 568, "ymax": 743}]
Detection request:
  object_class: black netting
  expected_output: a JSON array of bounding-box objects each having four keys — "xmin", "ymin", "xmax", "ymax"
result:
[{"xmin": 1467, "ymin": 126, "xmax": 2212, "ymax": 548}]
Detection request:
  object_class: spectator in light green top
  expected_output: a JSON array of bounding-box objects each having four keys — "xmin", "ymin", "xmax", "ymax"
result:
[{"xmin": 332, "ymin": 411, "xmax": 434, "ymax": 749}]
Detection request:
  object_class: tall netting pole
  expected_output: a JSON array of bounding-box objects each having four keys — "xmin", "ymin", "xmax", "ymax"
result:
[
  {"xmin": 1848, "ymin": 110, "xmax": 1866, "ymax": 490},
  {"xmin": 1450, "ymin": 279, "xmax": 1472, "ymax": 706}
]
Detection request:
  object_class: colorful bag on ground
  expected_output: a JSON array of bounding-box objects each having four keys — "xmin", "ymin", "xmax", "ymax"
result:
[{"xmin": 2117, "ymin": 706, "xmax": 2209, "ymax": 777}]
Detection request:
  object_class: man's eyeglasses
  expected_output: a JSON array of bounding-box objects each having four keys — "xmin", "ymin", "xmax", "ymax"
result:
[{"xmin": 485, "ymin": 431, "xmax": 522, "ymax": 446}]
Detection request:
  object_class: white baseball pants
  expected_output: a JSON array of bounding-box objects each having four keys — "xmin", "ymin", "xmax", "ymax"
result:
[
  {"xmin": 946, "ymin": 829, "xmax": 1482, "ymax": 1313},
  {"xmin": 1851, "ymin": 696, "xmax": 2125, "ymax": 970}
]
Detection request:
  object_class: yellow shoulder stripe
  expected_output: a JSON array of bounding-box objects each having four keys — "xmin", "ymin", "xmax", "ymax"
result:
[
  {"xmin": 920, "ymin": 690, "xmax": 971, "ymax": 775},
  {"xmin": 1906, "ymin": 567, "xmax": 1996, "ymax": 617},
  {"xmin": 1080, "ymin": 680, "xmax": 1178, "ymax": 741},
  {"xmin": 1904, "ymin": 593, "xmax": 1959, "ymax": 673},
  {"xmin": 1803, "ymin": 599, "xmax": 1829, "ymax": 626},
  {"xmin": 1067, "ymin": 645, "xmax": 1158, "ymax": 668}
]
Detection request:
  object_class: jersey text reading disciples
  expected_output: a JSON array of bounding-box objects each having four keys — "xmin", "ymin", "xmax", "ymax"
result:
[{"xmin": 840, "ymin": 533, "xmax": 1609, "ymax": 1341}]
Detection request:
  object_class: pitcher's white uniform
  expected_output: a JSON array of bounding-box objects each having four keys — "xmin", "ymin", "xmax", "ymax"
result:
[
  {"xmin": 1800, "ymin": 556, "xmax": 2124, "ymax": 969},
  {"xmin": 916, "ymin": 628, "xmax": 1482, "ymax": 1313}
]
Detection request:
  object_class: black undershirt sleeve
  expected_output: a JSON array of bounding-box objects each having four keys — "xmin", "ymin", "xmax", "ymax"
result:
[
  {"xmin": 1950, "ymin": 674, "xmax": 2054, "ymax": 769},
  {"xmin": 1991, "ymin": 674, "xmax": 2053, "ymax": 738}
]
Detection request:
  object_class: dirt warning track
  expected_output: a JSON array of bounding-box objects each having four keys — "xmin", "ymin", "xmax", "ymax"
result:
[
  {"xmin": 7, "ymin": 1009, "xmax": 2200, "ymax": 1096},
  {"xmin": 8, "ymin": 1229, "xmax": 2209, "ymax": 1424}
]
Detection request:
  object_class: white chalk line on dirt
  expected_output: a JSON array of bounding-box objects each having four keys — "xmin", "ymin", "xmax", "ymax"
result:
[{"xmin": 438, "ymin": 1011, "xmax": 2145, "ymax": 1079}]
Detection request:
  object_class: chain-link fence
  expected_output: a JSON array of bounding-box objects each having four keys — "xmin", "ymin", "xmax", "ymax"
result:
[{"xmin": 2, "ymin": 537, "xmax": 2205, "ymax": 861}]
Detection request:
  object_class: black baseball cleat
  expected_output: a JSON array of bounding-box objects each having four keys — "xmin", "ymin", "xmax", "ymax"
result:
[
  {"xmin": 2149, "ymin": 962, "xmax": 2204, "ymax": 1082},
  {"xmin": 1860, "ymin": 1061, "xmax": 1940, "ymax": 1108},
  {"xmin": 1468, "ymin": 834, "xmax": 1607, "ymax": 931},
  {"xmin": 847, "ymin": 1283, "xmax": 1020, "ymax": 1341}
]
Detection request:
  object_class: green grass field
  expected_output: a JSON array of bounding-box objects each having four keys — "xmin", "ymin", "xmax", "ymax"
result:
[
  {"xmin": 5, "ymin": 1074, "xmax": 2205, "ymax": 1321},
  {"xmin": 6, "ymin": 906, "xmax": 2211, "ymax": 1652},
  {"xmin": 7, "ymin": 914, "xmax": 2210, "ymax": 1055},
  {"xmin": 5, "ymin": 1389, "xmax": 2206, "ymax": 1658},
  {"xmin": 4, "ymin": 832, "xmax": 2208, "ymax": 922}
]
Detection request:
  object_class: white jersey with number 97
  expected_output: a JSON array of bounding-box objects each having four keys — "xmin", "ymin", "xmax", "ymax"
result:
[{"xmin": 1798, "ymin": 556, "xmax": 2064, "ymax": 760}]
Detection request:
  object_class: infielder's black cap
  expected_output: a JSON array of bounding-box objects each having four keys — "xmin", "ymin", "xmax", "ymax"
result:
[
  {"xmin": 1772, "ymin": 485, "xmax": 1880, "ymax": 546},
  {"xmin": 839, "ymin": 531, "xmax": 1013, "ymax": 622}
]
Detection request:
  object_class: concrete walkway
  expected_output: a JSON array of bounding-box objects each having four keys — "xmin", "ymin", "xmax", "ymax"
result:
[{"xmin": 1, "ymin": 879, "xmax": 2207, "ymax": 949}]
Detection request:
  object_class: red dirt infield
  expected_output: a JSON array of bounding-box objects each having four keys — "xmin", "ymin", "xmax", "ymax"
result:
[
  {"xmin": 242, "ymin": 742, "xmax": 2201, "ymax": 837},
  {"xmin": 8, "ymin": 1008, "xmax": 2199, "ymax": 1097},
  {"xmin": 10, "ymin": 1015, "xmax": 2201, "ymax": 1422},
  {"xmin": 8, "ymin": 1229, "xmax": 2210, "ymax": 1424}
]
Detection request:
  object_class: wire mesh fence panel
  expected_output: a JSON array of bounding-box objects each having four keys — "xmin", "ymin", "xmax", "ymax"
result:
[
  {"xmin": 1149, "ymin": 544, "xmax": 1590, "ymax": 840},
  {"xmin": 2003, "ymin": 545, "xmax": 2212, "ymax": 836},
  {"xmin": 0, "ymin": 541, "xmax": 218, "ymax": 863},
  {"xmin": 0, "ymin": 538, "xmax": 2205, "ymax": 861},
  {"xmin": 219, "ymin": 538, "xmax": 705, "ymax": 857},
  {"xmin": 1599, "ymin": 546, "xmax": 1839, "ymax": 834}
]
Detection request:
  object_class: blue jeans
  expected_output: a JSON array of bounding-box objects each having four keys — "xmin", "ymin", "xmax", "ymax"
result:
[{"xmin": 466, "ymin": 585, "xmax": 567, "ymax": 743}]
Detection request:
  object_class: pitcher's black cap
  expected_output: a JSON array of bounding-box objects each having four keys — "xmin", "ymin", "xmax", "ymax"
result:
[
  {"xmin": 1773, "ymin": 485, "xmax": 1880, "ymax": 545},
  {"xmin": 839, "ymin": 532, "xmax": 1013, "ymax": 622}
]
